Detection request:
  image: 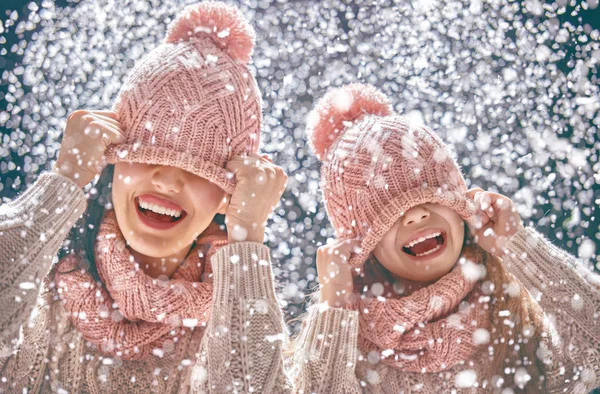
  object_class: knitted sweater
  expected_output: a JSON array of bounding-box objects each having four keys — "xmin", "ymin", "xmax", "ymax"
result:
[
  {"xmin": 0, "ymin": 172, "xmax": 291, "ymax": 393},
  {"xmin": 291, "ymin": 229, "xmax": 600, "ymax": 393}
]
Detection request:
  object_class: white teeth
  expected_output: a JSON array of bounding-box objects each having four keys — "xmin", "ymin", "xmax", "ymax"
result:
[
  {"xmin": 414, "ymin": 244, "xmax": 442, "ymax": 257},
  {"xmin": 404, "ymin": 232, "xmax": 441, "ymax": 249},
  {"xmin": 138, "ymin": 200, "xmax": 182, "ymax": 218}
]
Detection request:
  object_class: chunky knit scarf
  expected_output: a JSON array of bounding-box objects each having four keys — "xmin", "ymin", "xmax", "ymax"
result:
[
  {"xmin": 55, "ymin": 210, "xmax": 227, "ymax": 360},
  {"xmin": 352, "ymin": 249, "xmax": 491, "ymax": 373}
]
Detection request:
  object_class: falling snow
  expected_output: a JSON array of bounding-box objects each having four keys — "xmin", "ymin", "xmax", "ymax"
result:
[{"xmin": 0, "ymin": 0, "xmax": 599, "ymax": 390}]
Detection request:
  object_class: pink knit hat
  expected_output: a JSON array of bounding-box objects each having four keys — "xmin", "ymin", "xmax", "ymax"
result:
[
  {"xmin": 105, "ymin": 2, "xmax": 261, "ymax": 194},
  {"xmin": 307, "ymin": 84, "xmax": 479, "ymax": 266}
]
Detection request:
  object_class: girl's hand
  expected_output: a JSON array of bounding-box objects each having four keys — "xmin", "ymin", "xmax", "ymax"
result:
[
  {"xmin": 466, "ymin": 188, "xmax": 524, "ymax": 257},
  {"xmin": 52, "ymin": 110, "xmax": 126, "ymax": 189},
  {"xmin": 317, "ymin": 238, "xmax": 362, "ymax": 308},
  {"xmin": 225, "ymin": 153, "xmax": 288, "ymax": 244}
]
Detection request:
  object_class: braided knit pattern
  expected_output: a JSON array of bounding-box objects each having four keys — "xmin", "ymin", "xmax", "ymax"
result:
[
  {"xmin": 54, "ymin": 210, "xmax": 228, "ymax": 360},
  {"xmin": 320, "ymin": 114, "xmax": 479, "ymax": 266},
  {"xmin": 352, "ymin": 251, "xmax": 490, "ymax": 372},
  {"xmin": 105, "ymin": 2, "xmax": 262, "ymax": 195}
]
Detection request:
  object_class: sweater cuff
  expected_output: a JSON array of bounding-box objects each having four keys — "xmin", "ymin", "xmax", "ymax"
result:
[
  {"xmin": 299, "ymin": 305, "xmax": 359, "ymax": 360},
  {"xmin": 210, "ymin": 242, "xmax": 278, "ymax": 302}
]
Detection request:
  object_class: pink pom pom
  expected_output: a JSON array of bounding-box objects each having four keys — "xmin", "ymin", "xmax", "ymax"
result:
[
  {"xmin": 166, "ymin": 2, "xmax": 255, "ymax": 64},
  {"xmin": 307, "ymin": 84, "xmax": 392, "ymax": 160}
]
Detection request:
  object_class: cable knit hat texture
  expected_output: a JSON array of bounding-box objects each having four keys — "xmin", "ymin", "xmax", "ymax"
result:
[
  {"xmin": 307, "ymin": 84, "xmax": 479, "ymax": 266},
  {"xmin": 105, "ymin": 2, "xmax": 261, "ymax": 194}
]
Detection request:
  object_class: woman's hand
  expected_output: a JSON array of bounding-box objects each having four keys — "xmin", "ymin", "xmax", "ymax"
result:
[
  {"xmin": 317, "ymin": 238, "xmax": 362, "ymax": 308},
  {"xmin": 466, "ymin": 188, "xmax": 524, "ymax": 257},
  {"xmin": 53, "ymin": 110, "xmax": 125, "ymax": 189},
  {"xmin": 225, "ymin": 153, "xmax": 288, "ymax": 244}
]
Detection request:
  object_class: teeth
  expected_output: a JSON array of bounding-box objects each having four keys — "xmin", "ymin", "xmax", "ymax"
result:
[
  {"xmin": 138, "ymin": 200, "xmax": 182, "ymax": 218},
  {"xmin": 414, "ymin": 244, "xmax": 442, "ymax": 257},
  {"xmin": 404, "ymin": 232, "xmax": 441, "ymax": 249}
]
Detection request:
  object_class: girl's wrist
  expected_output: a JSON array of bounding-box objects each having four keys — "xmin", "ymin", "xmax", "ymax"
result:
[
  {"xmin": 226, "ymin": 219, "xmax": 265, "ymax": 244},
  {"xmin": 52, "ymin": 164, "xmax": 86, "ymax": 189},
  {"xmin": 319, "ymin": 286, "xmax": 352, "ymax": 308}
]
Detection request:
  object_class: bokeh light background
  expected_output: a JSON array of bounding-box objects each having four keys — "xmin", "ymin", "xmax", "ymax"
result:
[{"xmin": 1, "ymin": 0, "xmax": 599, "ymax": 329}]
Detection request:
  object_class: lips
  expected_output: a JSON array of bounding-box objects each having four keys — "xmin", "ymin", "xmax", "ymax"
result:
[
  {"xmin": 402, "ymin": 230, "xmax": 447, "ymax": 258},
  {"xmin": 135, "ymin": 194, "xmax": 188, "ymax": 231}
]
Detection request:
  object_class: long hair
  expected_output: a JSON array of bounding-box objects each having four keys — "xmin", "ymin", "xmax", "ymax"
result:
[
  {"xmin": 290, "ymin": 230, "xmax": 546, "ymax": 393},
  {"xmin": 57, "ymin": 164, "xmax": 115, "ymax": 281},
  {"xmin": 56, "ymin": 164, "xmax": 226, "ymax": 282},
  {"xmin": 352, "ymin": 232, "xmax": 547, "ymax": 393}
]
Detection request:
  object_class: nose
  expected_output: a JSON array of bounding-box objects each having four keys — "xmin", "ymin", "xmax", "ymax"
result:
[
  {"xmin": 151, "ymin": 166, "xmax": 184, "ymax": 194},
  {"xmin": 401, "ymin": 205, "xmax": 430, "ymax": 226}
]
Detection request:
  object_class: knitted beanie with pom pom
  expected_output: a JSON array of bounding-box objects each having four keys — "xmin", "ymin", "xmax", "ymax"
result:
[
  {"xmin": 105, "ymin": 2, "xmax": 261, "ymax": 194},
  {"xmin": 307, "ymin": 84, "xmax": 479, "ymax": 266}
]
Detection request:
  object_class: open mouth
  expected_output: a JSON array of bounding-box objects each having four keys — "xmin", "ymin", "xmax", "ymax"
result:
[
  {"xmin": 135, "ymin": 197, "xmax": 187, "ymax": 225},
  {"xmin": 402, "ymin": 231, "xmax": 446, "ymax": 258}
]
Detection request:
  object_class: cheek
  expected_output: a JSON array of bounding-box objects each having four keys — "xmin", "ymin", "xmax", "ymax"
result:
[
  {"xmin": 373, "ymin": 232, "xmax": 400, "ymax": 267},
  {"xmin": 189, "ymin": 182, "xmax": 225, "ymax": 210},
  {"xmin": 111, "ymin": 164, "xmax": 147, "ymax": 209},
  {"xmin": 113, "ymin": 164, "xmax": 146, "ymax": 186},
  {"xmin": 448, "ymin": 219, "xmax": 465, "ymax": 257}
]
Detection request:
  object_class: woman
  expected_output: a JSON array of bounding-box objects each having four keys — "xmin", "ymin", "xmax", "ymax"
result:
[{"xmin": 0, "ymin": 2, "xmax": 291, "ymax": 393}]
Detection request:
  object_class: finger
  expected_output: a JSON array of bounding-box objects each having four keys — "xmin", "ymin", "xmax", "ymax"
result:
[
  {"xmin": 478, "ymin": 192, "xmax": 492, "ymax": 210},
  {"xmin": 228, "ymin": 155, "xmax": 262, "ymax": 168},
  {"xmin": 251, "ymin": 153, "xmax": 272, "ymax": 167},
  {"xmin": 261, "ymin": 154, "xmax": 273, "ymax": 163},
  {"xmin": 225, "ymin": 158, "xmax": 248, "ymax": 172},
  {"xmin": 98, "ymin": 124, "xmax": 126, "ymax": 147},
  {"xmin": 326, "ymin": 237, "xmax": 361, "ymax": 248},
  {"xmin": 486, "ymin": 193, "xmax": 513, "ymax": 214},
  {"xmin": 228, "ymin": 163, "xmax": 268, "ymax": 184},
  {"xmin": 91, "ymin": 110, "xmax": 119, "ymax": 120},
  {"xmin": 467, "ymin": 205, "xmax": 491, "ymax": 232},
  {"xmin": 466, "ymin": 187, "xmax": 485, "ymax": 201},
  {"xmin": 474, "ymin": 192, "xmax": 495, "ymax": 220},
  {"xmin": 90, "ymin": 113, "xmax": 122, "ymax": 127},
  {"xmin": 264, "ymin": 165, "xmax": 276, "ymax": 179},
  {"xmin": 326, "ymin": 239, "xmax": 361, "ymax": 258},
  {"xmin": 246, "ymin": 152, "xmax": 267, "ymax": 163},
  {"xmin": 100, "ymin": 126, "xmax": 127, "ymax": 148}
]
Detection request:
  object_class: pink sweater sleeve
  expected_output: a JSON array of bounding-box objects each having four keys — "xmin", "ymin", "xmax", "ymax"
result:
[
  {"xmin": 0, "ymin": 172, "xmax": 86, "ymax": 356},
  {"xmin": 503, "ymin": 227, "xmax": 600, "ymax": 393}
]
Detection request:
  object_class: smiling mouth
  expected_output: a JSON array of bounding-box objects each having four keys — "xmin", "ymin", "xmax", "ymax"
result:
[
  {"xmin": 402, "ymin": 232, "xmax": 446, "ymax": 257},
  {"xmin": 135, "ymin": 197, "xmax": 187, "ymax": 224}
]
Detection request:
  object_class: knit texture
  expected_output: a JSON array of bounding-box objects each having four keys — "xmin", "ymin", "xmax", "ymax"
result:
[
  {"xmin": 307, "ymin": 84, "xmax": 479, "ymax": 265},
  {"xmin": 291, "ymin": 228, "xmax": 600, "ymax": 393},
  {"xmin": 105, "ymin": 2, "xmax": 262, "ymax": 195},
  {"xmin": 54, "ymin": 210, "xmax": 227, "ymax": 360},
  {"xmin": 351, "ymin": 248, "xmax": 490, "ymax": 373},
  {"xmin": 0, "ymin": 172, "xmax": 292, "ymax": 393}
]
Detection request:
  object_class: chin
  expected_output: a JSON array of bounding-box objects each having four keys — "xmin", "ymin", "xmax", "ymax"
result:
[
  {"xmin": 399, "ymin": 259, "xmax": 455, "ymax": 282},
  {"xmin": 125, "ymin": 235, "xmax": 186, "ymax": 258},
  {"xmin": 400, "ymin": 270, "xmax": 445, "ymax": 282}
]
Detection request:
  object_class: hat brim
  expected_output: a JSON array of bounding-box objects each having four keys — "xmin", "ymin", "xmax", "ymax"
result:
[
  {"xmin": 346, "ymin": 188, "xmax": 480, "ymax": 267},
  {"xmin": 105, "ymin": 144, "xmax": 236, "ymax": 195}
]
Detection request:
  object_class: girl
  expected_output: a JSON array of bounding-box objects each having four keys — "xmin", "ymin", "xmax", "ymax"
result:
[
  {"xmin": 291, "ymin": 84, "xmax": 600, "ymax": 393},
  {"xmin": 0, "ymin": 3, "xmax": 290, "ymax": 393}
]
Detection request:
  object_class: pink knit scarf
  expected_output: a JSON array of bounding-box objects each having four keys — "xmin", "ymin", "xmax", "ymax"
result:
[
  {"xmin": 352, "ymin": 250, "xmax": 490, "ymax": 373},
  {"xmin": 55, "ymin": 210, "xmax": 227, "ymax": 360}
]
